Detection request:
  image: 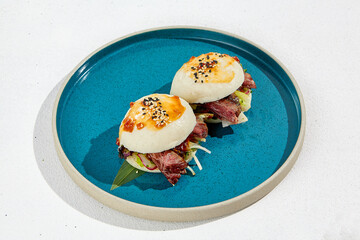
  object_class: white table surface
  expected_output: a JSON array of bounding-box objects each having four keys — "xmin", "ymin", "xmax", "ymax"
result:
[{"xmin": 1, "ymin": 0, "xmax": 360, "ymax": 239}]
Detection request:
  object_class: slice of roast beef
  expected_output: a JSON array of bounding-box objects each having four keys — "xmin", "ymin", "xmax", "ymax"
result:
[
  {"xmin": 190, "ymin": 116, "xmax": 208, "ymax": 139},
  {"xmin": 227, "ymin": 92, "xmax": 240, "ymax": 104},
  {"xmin": 174, "ymin": 116, "xmax": 209, "ymax": 157},
  {"xmin": 203, "ymin": 98, "xmax": 241, "ymax": 124},
  {"xmin": 242, "ymin": 73, "xmax": 257, "ymax": 89},
  {"xmin": 118, "ymin": 145, "xmax": 131, "ymax": 159},
  {"xmin": 147, "ymin": 150, "xmax": 188, "ymax": 185}
]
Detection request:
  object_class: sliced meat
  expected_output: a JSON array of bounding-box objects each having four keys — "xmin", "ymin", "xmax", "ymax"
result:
[
  {"xmin": 190, "ymin": 116, "xmax": 208, "ymax": 139},
  {"xmin": 203, "ymin": 98, "xmax": 241, "ymax": 124},
  {"xmin": 174, "ymin": 117, "xmax": 208, "ymax": 157},
  {"xmin": 147, "ymin": 150, "xmax": 188, "ymax": 185},
  {"xmin": 227, "ymin": 92, "xmax": 240, "ymax": 104},
  {"xmin": 242, "ymin": 73, "xmax": 256, "ymax": 89},
  {"xmin": 173, "ymin": 139, "xmax": 190, "ymax": 157},
  {"xmin": 118, "ymin": 145, "xmax": 131, "ymax": 159}
]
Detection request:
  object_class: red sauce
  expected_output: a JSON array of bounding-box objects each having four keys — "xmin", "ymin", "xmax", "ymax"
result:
[
  {"xmin": 232, "ymin": 56, "xmax": 240, "ymax": 62},
  {"xmin": 123, "ymin": 117, "xmax": 135, "ymax": 132},
  {"xmin": 116, "ymin": 138, "xmax": 120, "ymax": 146},
  {"xmin": 136, "ymin": 122, "xmax": 144, "ymax": 130}
]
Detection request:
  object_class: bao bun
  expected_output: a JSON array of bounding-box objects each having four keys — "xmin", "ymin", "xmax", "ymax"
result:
[
  {"xmin": 119, "ymin": 94, "xmax": 196, "ymax": 154},
  {"xmin": 170, "ymin": 53, "xmax": 244, "ymax": 103}
]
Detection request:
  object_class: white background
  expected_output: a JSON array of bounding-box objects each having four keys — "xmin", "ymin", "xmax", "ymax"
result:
[{"xmin": 1, "ymin": 0, "xmax": 360, "ymax": 239}]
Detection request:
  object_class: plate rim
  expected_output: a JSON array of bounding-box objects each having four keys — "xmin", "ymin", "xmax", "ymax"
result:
[{"xmin": 52, "ymin": 25, "xmax": 306, "ymax": 222}]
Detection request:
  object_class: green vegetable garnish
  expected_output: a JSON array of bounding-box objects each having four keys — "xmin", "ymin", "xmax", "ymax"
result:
[
  {"xmin": 111, "ymin": 160, "xmax": 145, "ymax": 190},
  {"xmin": 234, "ymin": 90, "xmax": 251, "ymax": 112}
]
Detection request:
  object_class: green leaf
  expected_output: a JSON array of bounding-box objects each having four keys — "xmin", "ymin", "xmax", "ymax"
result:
[{"xmin": 110, "ymin": 160, "xmax": 146, "ymax": 190}]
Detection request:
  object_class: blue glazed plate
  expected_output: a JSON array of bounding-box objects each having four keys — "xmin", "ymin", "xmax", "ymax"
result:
[{"xmin": 53, "ymin": 27, "xmax": 305, "ymax": 221}]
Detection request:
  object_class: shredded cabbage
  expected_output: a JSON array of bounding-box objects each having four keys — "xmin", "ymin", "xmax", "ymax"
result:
[
  {"xmin": 191, "ymin": 151, "xmax": 203, "ymax": 170},
  {"xmin": 234, "ymin": 90, "xmax": 252, "ymax": 112},
  {"xmin": 187, "ymin": 166, "xmax": 196, "ymax": 176}
]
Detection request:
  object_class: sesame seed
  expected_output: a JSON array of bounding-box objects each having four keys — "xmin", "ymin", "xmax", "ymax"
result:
[
  {"xmin": 201, "ymin": 80, "xmax": 204, "ymax": 83},
  {"xmin": 209, "ymin": 70, "xmax": 212, "ymax": 73},
  {"xmin": 142, "ymin": 112, "xmax": 146, "ymax": 115},
  {"xmin": 195, "ymin": 80, "xmax": 197, "ymax": 83}
]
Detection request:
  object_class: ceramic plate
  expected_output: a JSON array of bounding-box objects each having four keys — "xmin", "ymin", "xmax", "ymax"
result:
[{"xmin": 53, "ymin": 26, "xmax": 305, "ymax": 221}]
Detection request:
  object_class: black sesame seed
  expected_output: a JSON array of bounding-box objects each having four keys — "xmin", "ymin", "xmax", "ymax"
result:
[
  {"xmin": 142, "ymin": 113, "xmax": 146, "ymax": 115},
  {"xmin": 201, "ymin": 80, "xmax": 204, "ymax": 83},
  {"xmin": 209, "ymin": 70, "xmax": 212, "ymax": 73},
  {"xmin": 207, "ymin": 55, "xmax": 209, "ymax": 59},
  {"xmin": 195, "ymin": 80, "xmax": 197, "ymax": 83}
]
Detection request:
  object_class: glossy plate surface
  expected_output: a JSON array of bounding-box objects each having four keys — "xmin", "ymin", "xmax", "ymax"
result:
[{"xmin": 53, "ymin": 27, "xmax": 305, "ymax": 221}]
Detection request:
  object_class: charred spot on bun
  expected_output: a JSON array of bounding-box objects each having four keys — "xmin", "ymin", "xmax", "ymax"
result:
[
  {"xmin": 117, "ymin": 94, "xmax": 211, "ymax": 185},
  {"xmin": 170, "ymin": 53, "xmax": 256, "ymax": 127}
]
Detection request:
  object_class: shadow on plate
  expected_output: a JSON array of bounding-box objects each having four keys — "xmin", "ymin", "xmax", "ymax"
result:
[
  {"xmin": 33, "ymin": 79, "xmax": 216, "ymax": 231},
  {"xmin": 153, "ymin": 81, "xmax": 172, "ymax": 94},
  {"xmin": 207, "ymin": 123, "xmax": 234, "ymax": 138},
  {"xmin": 82, "ymin": 124, "xmax": 172, "ymax": 190}
]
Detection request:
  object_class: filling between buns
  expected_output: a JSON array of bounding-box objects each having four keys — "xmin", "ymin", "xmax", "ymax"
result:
[
  {"xmin": 192, "ymin": 67, "xmax": 257, "ymax": 126},
  {"xmin": 117, "ymin": 116, "xmax": 209, "ymax": 185}
]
